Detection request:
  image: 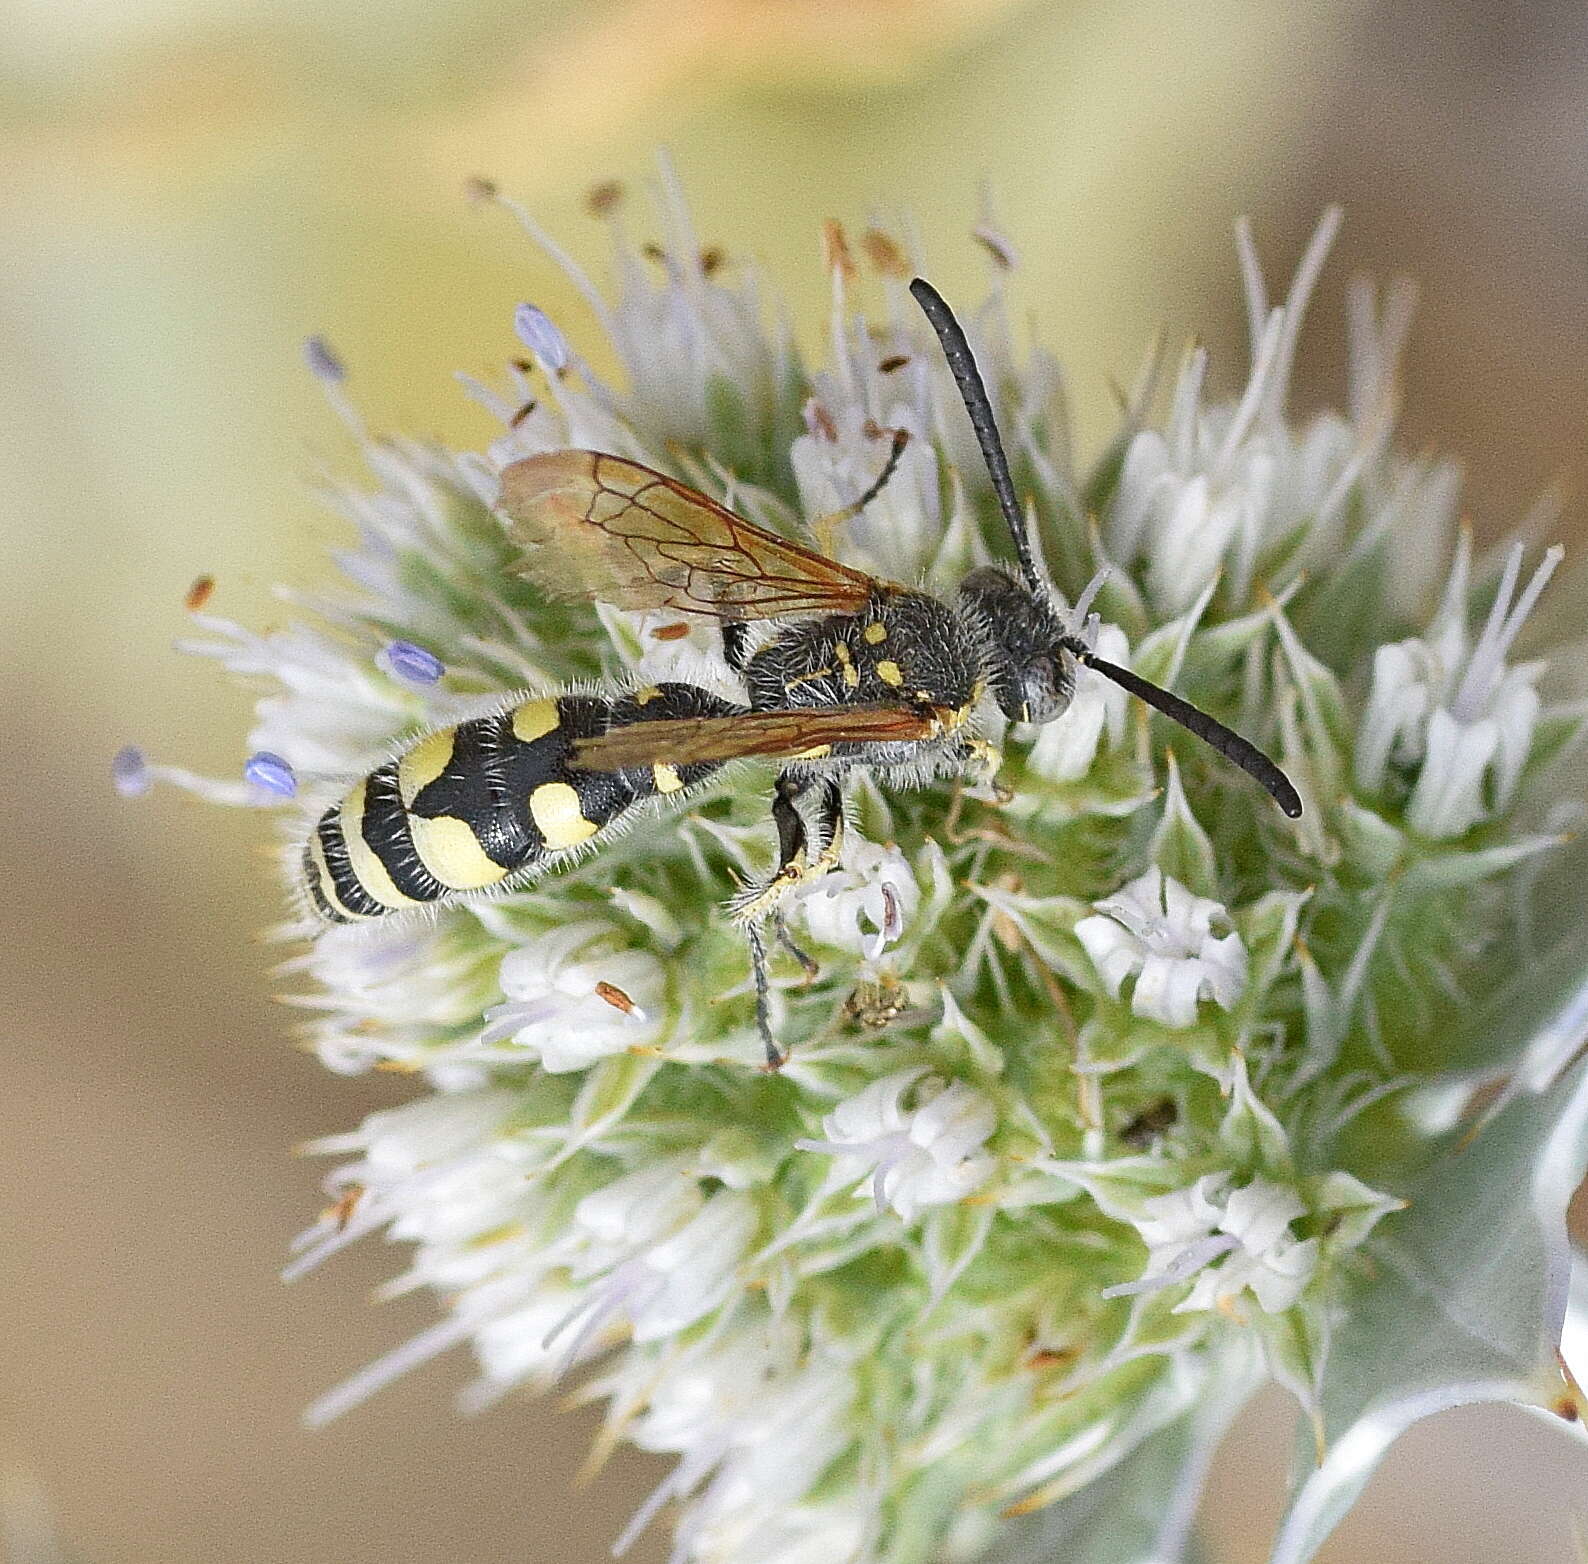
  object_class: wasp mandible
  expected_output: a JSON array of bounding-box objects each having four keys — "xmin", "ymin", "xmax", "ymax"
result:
[{"xmin": 301, "ymin": 278, "xmax": 1300, "ymax": 1067}]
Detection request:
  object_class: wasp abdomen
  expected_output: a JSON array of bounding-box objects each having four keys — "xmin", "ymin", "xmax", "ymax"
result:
[{"xmin": 303, "ymin": 683, "xmax": 737, "ymax": 922}]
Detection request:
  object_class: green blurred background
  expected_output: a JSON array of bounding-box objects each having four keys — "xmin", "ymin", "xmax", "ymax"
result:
[{"xmin": 3, "ymin": 1, "xmax": 1586, "ymax": 1559}]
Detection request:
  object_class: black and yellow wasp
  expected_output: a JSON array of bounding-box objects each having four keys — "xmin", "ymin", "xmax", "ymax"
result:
[{"xmin": 302, "ymin": 279, "xmax": 1301, "ymax": 1066}]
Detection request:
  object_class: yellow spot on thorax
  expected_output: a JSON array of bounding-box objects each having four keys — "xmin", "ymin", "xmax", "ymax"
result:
[
  {"xmin": 339, "ymin": 780, "xmax": 416, "ymax": 909},
  {"xmin": 634, "ymin": 686, "xmax": 663, "ymax": 706},
  {"xmin": 863, "ymin": 621, "xmax": 888, "ymax": 644},
  {"xmin": 876, "ymin": 660, "xmax": 904, "ymax": 687},
  {"xmin": 653, "ymin": 763, "xmax": 684, "ymax": 794},
  {"xmin": 530, "ymin": 781, "xmax": 601, "ymax": 848},
  {"xmin": 512, "ymin": 698, "xmax": 560, "ymax": 742}
]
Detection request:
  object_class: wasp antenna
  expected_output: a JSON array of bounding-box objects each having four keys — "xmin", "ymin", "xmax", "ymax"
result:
[
  {"xmin": 1073, "ymin": 646, "xmax": 1303, "ymax": 818},
  {"xmin": 909, "ymin": 277, "xmax": 1045, "ymax": 593}
]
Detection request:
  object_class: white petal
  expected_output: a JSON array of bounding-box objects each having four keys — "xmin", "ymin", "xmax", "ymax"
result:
[
  {"xmin": 1132, "ymin": 954, "xmax": 1204, "ymax": 1030},
  {"xmin": 1406, "ymin": 708, "xmax": 1500, "ymax": 839},
  {"xmin": 1219, "ymin": 1179, "xmax": 1304, "ymax": 1255},
  {"xmin": 1075, "ymin": 916, "xmax": 1145, "ymax": 998}
]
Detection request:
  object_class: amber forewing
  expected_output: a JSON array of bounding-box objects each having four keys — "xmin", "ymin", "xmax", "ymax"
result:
[
  {"xmin": 497, "ymin": 451, "xmax": 878, "ymax": 620},
  {"xmin": 570, "ymin": 705, "xmax": 937, "ymax": 770}
]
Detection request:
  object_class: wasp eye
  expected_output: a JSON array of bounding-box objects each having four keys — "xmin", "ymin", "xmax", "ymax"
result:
[{"xmin": 1013, "ymin": 651, "xmax": 1073, "ymax": 726}]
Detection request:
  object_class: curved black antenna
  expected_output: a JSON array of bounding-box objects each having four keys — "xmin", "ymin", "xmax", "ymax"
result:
[
  {"xmin": 909, "ymin": 276, "xmax": 1044, "ymax": 592},
  {"xmin": 1067, "ymin": 640, "xmax": 1303, "ymax": 818},
  {"xmin": 912, "ymin": 274, "xmax": 1301, "ymax": 820}
]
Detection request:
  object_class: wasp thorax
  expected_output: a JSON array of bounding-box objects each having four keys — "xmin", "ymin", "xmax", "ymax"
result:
[{"xmin": 958, "ymin": 566, "xmax": 1074, "ymax": 725}]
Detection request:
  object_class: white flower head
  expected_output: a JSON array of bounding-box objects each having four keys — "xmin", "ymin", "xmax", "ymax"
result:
[
  {"xmin": 1107, "ymin": 213, "xmax": 1360, "ymax": 615},
  {"xmin": 178, "ymin": 614, "xmax": 420, "ymax": 775},
  {"xmin": 798, "ymin": 1067, "xmax": 997, "ymax": 1221},
  {"xmin": 137, "ymin": 177, "xmax": 1586, "ymax": 1564},
  {"xmin": 298, "ymin": 918, "xmax": 498, "ymax": 1077},
  {"xmin": 567, "ymin": 1157, "xmax": 705, "ymax": 1265},
  {"xmin": 1104, "ymin": 1172, "xmax": 1317, "ymax": 1316},
  {"xmin": 792, "ymin": 836, "xmax": 920, "ymax": 960},
  {"xmin": 553, "ymin": 1174, "xmax": 758, "ymax": 1363},
  {"xmin": 1355, "ymin": 536, "xmax": 1564, "ymax": 837},
  {"xmin": 1075, "ymin": 866, "xmax": 1248, "ymax": 1028},
  {"xmin": 469, "ymin": 1284, "xmax": 588, "ymax": 1397},
  {"xmin": 616, "ymin": 1328, "xmax": 860, "ymax": 1561},
  {"xmin": 1114, "ymin": 425, "xmax": 1280, "ymax": 617},
  {"xmin": 482, "ymin": 920, "xmax": 666, "ymax": 1071}
]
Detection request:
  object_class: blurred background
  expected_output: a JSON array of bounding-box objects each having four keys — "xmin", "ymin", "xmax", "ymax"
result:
[{"xmin": 3, "ymin": 0, "xmax": 1586, "ymax": 1559}]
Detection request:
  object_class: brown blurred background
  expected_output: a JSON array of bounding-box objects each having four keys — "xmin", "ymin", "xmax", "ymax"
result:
[{"xmin": 3, "ymin": 1, "xmax": 1586, "ymax": 1560}]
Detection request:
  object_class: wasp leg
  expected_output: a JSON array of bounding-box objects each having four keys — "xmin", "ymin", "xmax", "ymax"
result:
[
  {"xmin": 729, "ymin": 773, "xmax": 831, "ymax": 926},
  {"xmin": 960, "ymin": 736, "xmax": 1002, "ymax": 786},
  {"xmin": 729, "ymin": 774, "xmax": 846, "ymax": 1067},
  {"xmin": 772, "ymin": 777, "xmax": 843, "ymax": 983},
  {"xmin": 721, "ymin": 621, "xmax": 751, "ymax": 674},
  {"xmin": 959, "ymin": 736, "xmax": 1012, "ymax": 802},
  {"xmin": 745, "ymin": 923, "xmax": 783, "ymax": 1071}
]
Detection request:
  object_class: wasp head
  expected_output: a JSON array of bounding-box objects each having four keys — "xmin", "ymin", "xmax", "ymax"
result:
[{"xmin": 958, "ymin": 565, "xmax": 1075, "ymax": 725}]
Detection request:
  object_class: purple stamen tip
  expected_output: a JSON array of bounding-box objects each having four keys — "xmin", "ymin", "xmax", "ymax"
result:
[
  {"xmin": 112, "ymin": 745, "xmax": 153, "ymax": 798},
  {"xmin": 244, "ymin": 751, "xmax": 298, "ymax": 798},
  {"xmin": 377, "ymin": 640, "xmax": 445, "ymax": 686},
  {"xmin": 513, "ymin": 303, "xmax": 570, "ymax": 371},
  {"xmin": 303, "ymin": 335, "xmax": 347, "ymax": 383}
]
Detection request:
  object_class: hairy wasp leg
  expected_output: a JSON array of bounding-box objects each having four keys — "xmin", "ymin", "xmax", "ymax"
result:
[
  {"xmin": 782, "ymin": 772, "xmax": 845, "ymax": 879},
  {"xmin": 729, "ymin": 773, "xmax": 846, "ymax": 1067},
  {"xmin": 773, "ymin": 770, "xmax": 814, "ymax": 865},
  {"xmin": 771, "ymin": 776, "xmax": 842, "ymax": 983},
  {"xmin": 774, "ymin": 774, "xmax": 851, "ymax": 984},
  {"xmin": 957, "ymin": 736, "xmax": 1006, "ymax": 792},
  {"xmin": 721, "ymin": 621, "xmax": 751, "ymax": 674},
  {"xmin": 745, "ymin": 923, "xmax": 784, "ymax": 1071},
  {"xmin": 728, "ymin": 775, "xmax": 811, "ymax": 1069},
  {"xmin": 811, "ymin": 776, "xmax": 845, "ymax": 856}
]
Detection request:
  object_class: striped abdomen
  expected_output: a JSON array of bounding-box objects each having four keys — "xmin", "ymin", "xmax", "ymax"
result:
[{"xmin": 303, "ymin": 684, "xmax": 738, "ymax": 922}]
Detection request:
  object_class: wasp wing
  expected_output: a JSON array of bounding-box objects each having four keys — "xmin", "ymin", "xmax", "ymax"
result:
[
  {"xmin": 497, "ymin": 451, "xmax": 880, "ymax": 621},
  {"xmin": 571, "ymin": 704, "xmax": 939, "ymax": 771}
]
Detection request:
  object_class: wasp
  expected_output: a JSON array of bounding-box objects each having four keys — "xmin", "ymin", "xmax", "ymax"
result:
[{"xmin": 302, "ymin": 278, "xmax": 1300, "ymax": 1066}]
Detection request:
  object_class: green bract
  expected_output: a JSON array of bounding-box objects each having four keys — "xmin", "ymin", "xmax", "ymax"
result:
[{"xmin": 145, "ymin": 173, "xmax": 1588, "ymax": 1563}]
